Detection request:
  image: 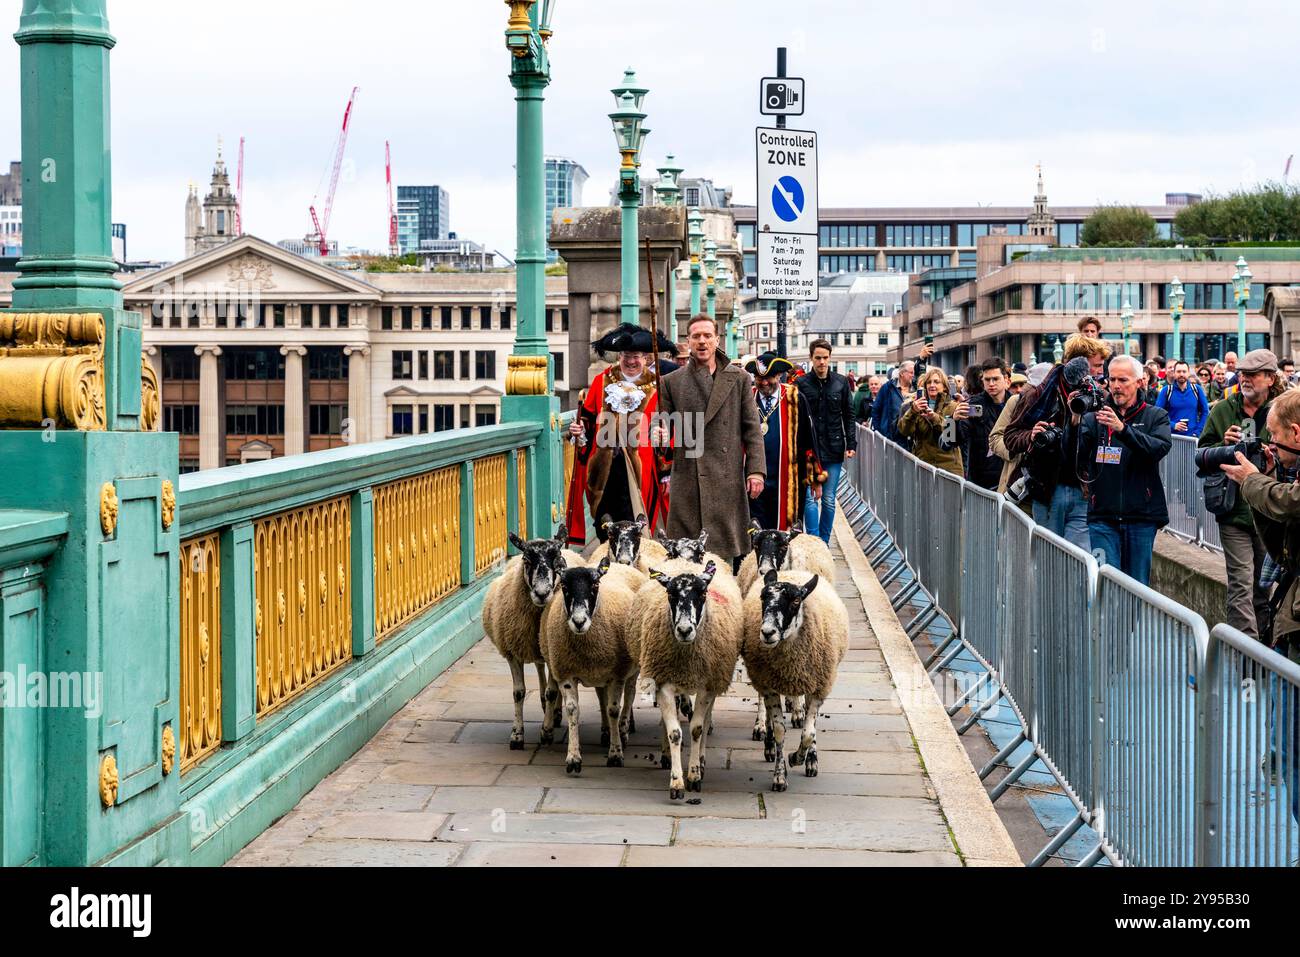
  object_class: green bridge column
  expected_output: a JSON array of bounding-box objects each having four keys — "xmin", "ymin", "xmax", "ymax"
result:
[
  {"xmin": 0, "ymin": 1, "xmax": 184, "ymax": 866},
  {"xmin": 500, "ymin": 2, "xmax": 561, "ymax": 541}
]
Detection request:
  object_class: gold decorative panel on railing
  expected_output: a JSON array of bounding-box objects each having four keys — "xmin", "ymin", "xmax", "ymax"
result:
[
  {"xmin": 474, "ymin": 453, "xmax": 509, "ymax": 575},
  {"xmin": 516, "ymin": 448, "xmax": 528, "ymax": 540},
  {"xmin": 180, "ymin": 533, "xmax": 222, "ymax": 771},
  {"xmin": 373, "ymin": 466, "xmax": 461, "ymax": 641},
  {"xmin": 563, "ymin": 437, "xmax": 575, "ymax": 509},
  {"xmin": 253, "ymin": 497, "xmax": 352, "ymax": 715}
]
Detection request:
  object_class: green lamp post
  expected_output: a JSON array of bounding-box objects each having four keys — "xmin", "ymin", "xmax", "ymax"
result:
[
  {"xmin": 502, "ymin": 0, "xmax": 562, "ymax": 542},
  {"xmin": 1168, "ymin": 275, "xmax": 1185, "ymax": 361},
  {"xmin": 687, "ymin": 208, "xmax": 704, "ymax": 317},
  {"xmin": 1121, "ymin": 300, "xmax": 1134, "ymax": 356},
  {"xmin": 1053, "ymin": 335, "xmax": 1064, "ymax": 364},
  {"xmin": 611, "ymin": 69, "xmax": 648, "ymax": 326},
  {"xmin": 724, "ymin": 275, "xmax": 739, "ymax": 357},
  {"xmin": 654, "ymin": 155, "xmax": 683, "ymax": 340},
  {"xmin": 1232, "ymin": 256, "xmax": 1252, "ymax": 357},
  {"xmin": 703, "ymin": 240, "xmax": 718, "ymax": 321}
]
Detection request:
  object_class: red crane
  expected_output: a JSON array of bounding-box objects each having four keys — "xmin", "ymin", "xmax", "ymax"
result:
[
  {"xmin": 308, "ymin": 86, "xmax": 359, "ymax": 258},
  {"xmin": 386, "ymin": 141, "xmax": 399, "ymax": 257},
  {"xmin": 234, "ymin": 136, "xmax": 245, "ymax": 236}
]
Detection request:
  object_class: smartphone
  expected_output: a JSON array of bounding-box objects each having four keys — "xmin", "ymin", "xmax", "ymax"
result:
[
  {"xmin": 924, "ymin": 335, "xmax": 934, "ymax": 346},
  {"xmin": 966, "ymin": 405, "xmax": 984, "ymax": 419}
]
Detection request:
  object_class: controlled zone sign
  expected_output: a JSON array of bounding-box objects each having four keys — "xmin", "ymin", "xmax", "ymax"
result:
[{"xmin": 756, "ymin": 126, "xmax": 818, "ymax": 301}]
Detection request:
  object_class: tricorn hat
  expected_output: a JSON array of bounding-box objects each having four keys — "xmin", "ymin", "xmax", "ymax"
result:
[
  {"xmin": 591, "ymin": 322, "xmax": 677, "ymax": 356},
  {"xmin": 743, "ymin": 351, "xmax": 795, "ymax": 377}
]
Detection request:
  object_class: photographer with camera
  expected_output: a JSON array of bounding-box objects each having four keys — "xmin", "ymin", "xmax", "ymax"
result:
[
  {"xmin": 1197, "ymin": 348, "xmax": 1286, "ymax": 641},
  {"xmin": 1219, "ymin": 389, "xmax": 1300, "ymax": 667},
  {"xmin": 899, "ymin": 367, "xmax": 967, "ymax": 477},
  {"xmin": 1003, "ymin": 334, "xmax": 1112, "ymax": 551},
  {"xmin": 1076, "ymin": 355, "xmax": 1172, "ymax": 584}
]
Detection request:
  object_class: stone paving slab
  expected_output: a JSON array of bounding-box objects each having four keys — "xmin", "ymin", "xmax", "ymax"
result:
[{"xmin": 227, "ymin": 521, "xmax": 983, "ymax": 868}]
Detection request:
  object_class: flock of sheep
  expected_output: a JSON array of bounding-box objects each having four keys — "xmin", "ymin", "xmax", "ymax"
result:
[{"xmin": 482, "ymin": 517, "xmax": 850, "ymax": 800}]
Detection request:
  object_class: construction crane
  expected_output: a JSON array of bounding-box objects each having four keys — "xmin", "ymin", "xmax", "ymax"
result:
[
  {"xmin": 234, "ymin": 136, "xmax": 245, "ymax": 236},
  {"xmin": 386, "ymin": 141, "xmax": 399, "ymax": 257},
  {"xmin": 308, "ymin": 86, "xmax": 359, "ymax": 258}
]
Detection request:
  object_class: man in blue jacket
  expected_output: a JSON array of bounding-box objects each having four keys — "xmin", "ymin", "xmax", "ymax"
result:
[
  {"xmin": 870, "ymin": 360, "xmax": 914, "ymax": 445},
  {"xmin": 1155, "ymin": 360, "xmax": 1208, "ymax": 438}
]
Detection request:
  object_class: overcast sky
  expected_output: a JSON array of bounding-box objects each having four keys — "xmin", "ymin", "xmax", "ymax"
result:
[{"xmin": 1, "ymin": 0, "xmax": 1297, "ymax": 262}]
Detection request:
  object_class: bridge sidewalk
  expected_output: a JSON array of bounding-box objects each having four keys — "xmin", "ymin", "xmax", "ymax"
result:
[{"xmin": 229, "ymin": 515, "xmax": 1016, "ymax": 867}]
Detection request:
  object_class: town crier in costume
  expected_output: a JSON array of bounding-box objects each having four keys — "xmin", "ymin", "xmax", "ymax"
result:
[
  {"xmin": 565, "ymin": 323, "xmax": 676, "ymax": 546},
  {"xmin": 744, "ymin": 352, "xmax": 826, "ymax": 530}
]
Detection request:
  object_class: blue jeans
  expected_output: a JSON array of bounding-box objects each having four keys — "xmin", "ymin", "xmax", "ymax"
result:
[
  {"xmin": 1031, "ymin": 483, "xmax": 1091, "ymax": 553},
  {"xmin": 1087, "ymin": 520, "xmax": 1157, "ymax": 585},
  {"xmin": 803, "ymin": 461, "xmax": 843, "ymax": 544}
]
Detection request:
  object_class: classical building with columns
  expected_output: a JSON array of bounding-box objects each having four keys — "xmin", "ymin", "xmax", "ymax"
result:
[{"xmin": 0, "ymin": 235, "xmax": 571, "ymax": 472}]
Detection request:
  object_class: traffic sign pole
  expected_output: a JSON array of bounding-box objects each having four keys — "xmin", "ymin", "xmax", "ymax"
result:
[{"xmin": 775, "ymin": 47, "xmax": 788, "ymax": 361}]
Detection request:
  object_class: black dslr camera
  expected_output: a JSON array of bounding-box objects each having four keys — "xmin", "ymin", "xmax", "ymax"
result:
[
  {"xmin": 1067, "ymin": 376, "xmax": 1108, "ymax": 416},
  {"xmin": 1194, "ymin": 438, "xmax": 1267, "ymax": 477}
]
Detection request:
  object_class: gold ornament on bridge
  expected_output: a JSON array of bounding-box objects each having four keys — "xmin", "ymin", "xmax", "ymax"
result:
[
  {"xmin": 505, "ymin": 355, "xmax": 549, "ymax": 395},
  {"xmin": 337, "ymin": 562, "xmax": 346, "ymax": 595},
  {"xmin": 0, "ymin": 313, "xmax": 107, "ymax": 430},
  {"xmin": 161, "ymin": 480, "xmax": 176, "ymax": 530},
  {"xmin": 298, "ymin": 579, "xmax": 307, "ymax": 615},
  {"xmin": 161, "ymin": 725, "xmax": 176, "ymax": 776},
  {"xmin": 141, "ymin": 356, "xmax": 160, "ymax": 431},
  {"xmin": 319, "ymin": 570, "xmax": 327, "ymax": 604},
  {"xmin": 100, "ymin": 482, "xmax": 118, "ymax": 537},
  {"xmin": 199, "ymin": 622, "xmax": 210, "ymax": 664},
  {"xmin": 99, "ymin": 754, "xmax": 118, "ymax": 807},
  {"xmin": 255, "ymin": 598, "xmax": 263, "ymax": 638}
]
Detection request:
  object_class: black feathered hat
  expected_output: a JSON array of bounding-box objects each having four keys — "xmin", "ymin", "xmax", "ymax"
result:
[
  {"xmin": 743, "ymin": 351, "xmax": 795, "ymax": 377},
  {"xmin": 591, "ymin": 322, "xmax": 677, "ymax": 356}
]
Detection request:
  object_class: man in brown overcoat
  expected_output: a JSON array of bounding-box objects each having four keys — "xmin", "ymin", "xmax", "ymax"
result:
[{"xmin": 656, "ymin": 314, "xmax": 766, "ymax": 565}]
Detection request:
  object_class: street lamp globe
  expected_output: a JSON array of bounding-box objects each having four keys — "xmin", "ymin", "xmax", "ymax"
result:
[
  {"xmin": 608, "ymin": 92, "xmax": 645, "ymax": 168},
  {"xmin": 1169, "ymin": 276, "xmax": 1185, "ymax": 316},
  {"xmin": 611, "ymin": 67, "xmax": 648, "ymax": 112},
  {"xmin": 703, "ymin": 241, "xmax": 718, "ymax": 282}
]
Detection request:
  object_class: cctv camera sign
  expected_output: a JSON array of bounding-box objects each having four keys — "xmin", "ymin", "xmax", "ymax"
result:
[
  {"xmin": 757, "ymin": 126, "xmax": 818, "ymax": 301},
  {"xmin": 760, "ymin": 77, "xmax": 804, "ymax": 116}
]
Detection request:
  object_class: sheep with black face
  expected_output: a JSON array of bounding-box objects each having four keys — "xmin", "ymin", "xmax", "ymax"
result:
[
  {"xmin": 589, "ymin": 516, "xmax": 669, "ymax": 575},
  {"xmin": 737, "ymin": 522, "xmax": 836, "ymax": 732},
  {"xmin": 655, "ymin": 529, "xmax": 732, "ymax": 575},
  {"xmin": 634, "ymin": 561, "xmax": 744, "ymax": 800},
  {"xmin": 741, "ymin": 569, "xmax": 849, "ymax": 791},
  {"xmin": 482, "ymin": 524, "xmax": 572, "ymax": 750},
  {"xmin": 540, "ymin": 557, "xmax": 644, "ymax": 773}
]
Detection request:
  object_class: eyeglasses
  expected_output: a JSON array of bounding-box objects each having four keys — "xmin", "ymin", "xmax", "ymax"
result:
[{"xmin": 1197, "ymin": 371, "xmax": 1211, "ymax": 378}]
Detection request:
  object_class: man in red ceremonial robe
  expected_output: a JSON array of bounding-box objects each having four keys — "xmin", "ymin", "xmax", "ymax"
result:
[
  {"xmin": 565, "ymin": 323, "xmax": 677, "ymax": 546},
  {"xmin": 744, "ymin": 352, "xmax": 825, "ymax": 531}
]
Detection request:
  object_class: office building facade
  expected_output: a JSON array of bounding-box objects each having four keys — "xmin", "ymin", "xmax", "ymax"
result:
[
  {"xmin": 397, "ymin": 185, "xmax": 451, "ymax": 254},
  {"xmin": 545, "ymin": 157, "xmax": 588, "ymax": 262}
]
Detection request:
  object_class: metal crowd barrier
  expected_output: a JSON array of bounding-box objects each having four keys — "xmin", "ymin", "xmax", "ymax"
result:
[
  {"xmin": 842, "ymin": 424, "xmax": 1300, "ymax": 867},
  {"xmin": 1198, "ymin": 624, "xmax": 1300, "ymax": 866},
  {"xmin": 1159, "ymin": 434, "xmax": 1224, "ymax": 553}
]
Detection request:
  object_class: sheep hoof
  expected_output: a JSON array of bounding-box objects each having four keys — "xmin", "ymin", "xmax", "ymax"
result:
[
  {"xmin": 788, "ymin": 750, "xmax": 805, "ymax": 767},
  {"xmin": 606, "ymin": 755, "xmax": 623, "ymax": 768},
  {"xmin": 805, "ymin": 752, "xmax": 818, "ymax": 777},
  {"xmin": 660, "ymin": 754, "xmax": 671, "ymax": 770},
  {"xmin": 751, "ymin": 726, "xmax": 764, "ymax": 741},
  {"xmin": 763, "ymin": 747, "xmax": 775, "ymax": 762},
  {"xmin": 600, "ymin": 729, "xmax": 610, "ymax": 746},
  {"xmin": 539, "ymin": 728, "xmax": 554, "ymax": 745},
  {"xmin": 565, "ymin": 758, "xmax": 582, "ymax": 775},
  {"xmin": 686, "ymin": 773, "xmax": 702, "ymax": 792},
  {"xmin": 509, "ymin": 737, "xmax": 525, "ymax": 751},
  {"xmin": 771, "ymin": 778, "xmax": 787, "ymax": 792},
  {"xmin": 791, "ymin": 715, "xmax": 805, "ymax": 729},
  {"xmin": 669, "ymin": 784, "xmax": 685, "ymax": 801}
]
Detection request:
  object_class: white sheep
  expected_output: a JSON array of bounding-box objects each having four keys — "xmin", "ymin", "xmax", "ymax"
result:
[
  {"xmin": 655, "ymin": 529, "xmax": 732, "ymax": 576},
  {"xmin": 540, "ymin": 556, "xmax": 643, "ymax": 772},
  {"xmin": 737, "ymin": 523, "xmax": 836, "ymax": 733},
  {"xmin": 482, "ymin": 525, "xmax": 573, "ymax": 749},
  {"xmin": 636, "ymin": 561, "xmax": 744, "ymax": 800},
  {"xmin": 590, "ymin": 516, "xmax": 669, "ymax": 575},
  {"xmin": 741, "ymin": 569, "xmax": 849, "ymax": 791}
]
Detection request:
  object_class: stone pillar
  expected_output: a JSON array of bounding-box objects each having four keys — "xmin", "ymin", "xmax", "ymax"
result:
[
  {"xmin": 343, "ymin": 344, "xmax": 370, "ymax": 445},
  {"xmin": 196, "ymin": 345, "xmax": 223, "ymax": 470},
  {"xmin": 281, "ymin": 344, "xmax": 307, "ymax": 457}
]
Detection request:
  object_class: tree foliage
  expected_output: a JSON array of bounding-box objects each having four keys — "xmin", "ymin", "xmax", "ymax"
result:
[
  {"xmin": 1173, "ymin": 182, "xmax": 1300, "ymax": 243},
  {"xmin": 1080, "ymin": 205, "xmax": 1158, "ymax": 246}
]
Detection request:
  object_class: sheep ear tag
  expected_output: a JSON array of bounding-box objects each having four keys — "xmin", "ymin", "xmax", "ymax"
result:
[{"xmin": 597, "ymin": 556, "xmax": 611, "ymax": 576}]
